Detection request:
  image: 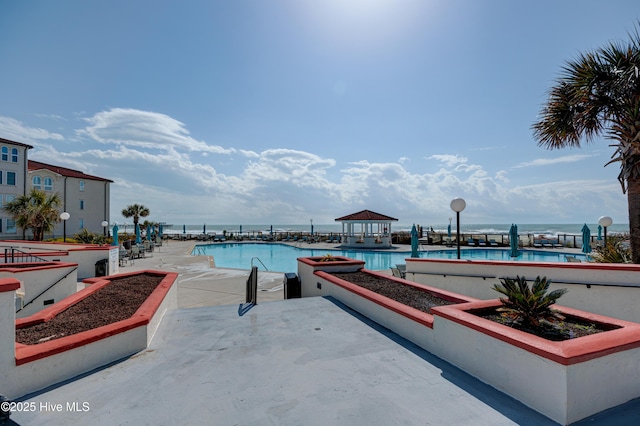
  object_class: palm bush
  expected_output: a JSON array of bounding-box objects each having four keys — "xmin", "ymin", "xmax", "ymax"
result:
[
  {"xmin": 590, "ymin": 235, "xmax": 632, "ymax": 263},
  {"xmin": 492, "ymin": 276, "xmax": 567, "ymax": 330}
]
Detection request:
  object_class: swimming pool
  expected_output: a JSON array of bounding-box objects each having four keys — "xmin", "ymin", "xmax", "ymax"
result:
[{"xmin": 193, "ymin": 243, "xmax": 587, "ymax": 272}]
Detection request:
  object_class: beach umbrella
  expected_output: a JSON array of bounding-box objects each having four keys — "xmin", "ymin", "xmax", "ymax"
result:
[
  {"xmin": 447, "ymin": 223, "xmax": 452, "ymax": 239},
  {"xmin": 146, "ymin": 224, "xmax": 151, "ymax": 241},
  {"xmin": 203, "ymin": 224, "xmax": 206, "ymax": 235},
  {"xmin": 239, "ymin": 225, "xmax": 242, "ymax": 235},
  {"xmin": 270, "ymin": 225, "xmax": 273, "ymax": 237},
  {"xmin": 159, "ymin": 224, "xmax": 163, "ymax": 238},
  {"xmin": 135, "ymin": 223, "xmax": 141, "ymax": 244},
  {"xmin": 509, "ymin": 224, "xmax": 520, "ymax": 257},
  {"xmin": 111, "ymin": 224, "xmax": 119, "ymax": 246},
  {"xmin": 410, "ymin": 224, "xmax": 419, "ymax": 258},
  {"xmin": 582, "ymin": 224, "xmax": 592, "ymax": 254},
  {"xmin": 183, "ymin": 224, "xmax": 186, "ymax": 234},
  {"xmin": 597, "ymin": 225, "xmax": 603, "ymax": 241}
]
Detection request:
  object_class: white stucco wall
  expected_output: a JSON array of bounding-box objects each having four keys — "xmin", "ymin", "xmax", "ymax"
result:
[{"xmin": 406, "ymin": 259, "xmax": 640, "ymax": 323}]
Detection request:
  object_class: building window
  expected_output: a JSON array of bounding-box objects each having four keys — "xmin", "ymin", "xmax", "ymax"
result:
[
  {"xmin": 0, "ymin": 172, "xmax": 3, "ymax": 185},
  {"xmin": 0, "ymin": 218, "xmax": 3, "ymax": 233},
  {"xmin": 79, "ymin": 180, "xmax": 85, "ymax": 191},
  {"xmin": 79, "ymin": 218, "xmax": 84, "ymax": 229},
  {"xmin": 4, "ymin": 194, "xmax": 15, "ymax": 205},
  {"xmin": 80, "ymin": 200, "xmax": 84, "ymax": 210},
  {"xmin": 33, "ymin": 176, "xmax": 42, "ymax": 189},
  {"xmin": 1, "ymin": 147, "xmax": 7, "ymax": 162},
  {"xmin": 6, "ymin": 218, "xmax": 16, "ymax": 233},
  {"xmin": 11, "ymin": 148, "xmax": 18, "ymax": 163},
  {"xmin": 44, "ymin": 177, "xmax": 53, "ymax": 191},
  {"xmin": 6, "ymin": 172, "xmax": 16, "ymax": 186}
]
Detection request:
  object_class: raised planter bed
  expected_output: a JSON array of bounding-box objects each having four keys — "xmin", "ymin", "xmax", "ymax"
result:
[
  {"xmin": 431, "ymin": 300, "xmax": 640, "ymax": 424},
  {"xmin": 3, "ymin": 270, "xmax": 177, "ymax": 399},
  {"xmin": 300, "ymin": 256, "xmax": 640, "ymax": 424}
]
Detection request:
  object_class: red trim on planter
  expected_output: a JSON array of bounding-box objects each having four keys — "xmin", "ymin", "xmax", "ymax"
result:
[
  {"xmin": 407, "ymin": 257, "xmax": 640, "ymax": 272},
  {"xmin": 431, "ymin": 300, "xmax": 640, "ymax": 365},
  {"xmin": 0, "ymin": 262, "xmax": 77, "ymax": 273},
  {"xmin": 298, "ymin": 256, "xmax": 365, "ymax": 268},
  {"xmin": 316, "ymin": 270, "xmax": 477, "ymax": 329},
  {"xmin": 14, "ymin": 270, "xmax": 178, "ymax": 365},
  {"xmin": 0, "ymin": 278, "xmax": 20, "ymax": 293}
]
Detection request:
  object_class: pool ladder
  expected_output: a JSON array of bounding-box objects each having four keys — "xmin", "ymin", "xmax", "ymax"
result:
[{"xmin": 251, "ymin": 257, "xmax": 269, "ymax": 271}]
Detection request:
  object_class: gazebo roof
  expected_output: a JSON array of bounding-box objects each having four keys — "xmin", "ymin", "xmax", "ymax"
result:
[{"xmin": 335, "ymin": 209, "xmax": 398, "ymax": 222}]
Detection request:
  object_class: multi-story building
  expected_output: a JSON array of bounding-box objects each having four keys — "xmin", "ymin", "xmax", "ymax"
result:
[
  {"xmin": 0, "ymin": 137, "xmax": 33, "ymax": 239},
  {"xmin": 28, "ymin": 160, "xmax": 112, "ymax": 239}
]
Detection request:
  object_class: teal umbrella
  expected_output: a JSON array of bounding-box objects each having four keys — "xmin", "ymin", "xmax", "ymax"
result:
[
  {"xmin": 146, "ymin": 224, "xmax": 151, "ymax": 241},
  {"xmin": 582, "ymin": 224, "xmax": 592, "ymax": 253},
  {"xmin": 111, "ymin": 224, "xmax": 119, "ymax": 246},
  {"xmin": 159, "ymin": 224, "xmax": 163, "ymax": 238},
  {"xmin": 509, "ymin": 224, "xmax": 520, "ymax": 257},
  {"xmin": 410, "ymin": 224, "xmax": 419, "ymax": 258},
  {"xmin": 447, "ymin": 223, "xmax": 452, "ymax": 239},
  {"xmin": 183, "ymin": 224, "xmax": 186, "ymax": 235},
  {"xmin": 597, "ymin": 225, "xmax": 603, "ymax": 241},
  {"xmin": 203, "ymin": 224, "xmax": 206, "ymax": 234},
  {"xmin": 135, "ymin": 223, "xmax": 141, "ymax": 244}
]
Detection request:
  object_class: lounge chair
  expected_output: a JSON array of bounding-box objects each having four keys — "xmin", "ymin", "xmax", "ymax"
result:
[
  {"xmin": 478, "ymin": 239, "xmax": 487, "ymax": 246},
  {"xmin": 542, "ymin": 240, "xmax": 553, "ymax": 248},
  {"xmin": 533, "ymin": 240, "xmax": 543, "ymax": 248},
  {"xmin": 119, "ymin": 248, "xmax": 129, "ymax": 266},
  {"xmin": 391, "ymin": 267, "xmax": 402, "ymax": 278},
  {"xmin": 467, "ymin": 238, "xmax": 476, "ymax": 246},
  {"xmin": 489, "ymin": 239, "xmax": 498, "ymax": 247},
  {"xmin": 553, "ymin": 241, "xmax": 563, "ymax": 248}
]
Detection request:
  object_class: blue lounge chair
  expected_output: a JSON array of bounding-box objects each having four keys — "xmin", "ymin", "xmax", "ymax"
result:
[{"xmin": 467, "ymin": 238, "xmax": 476, "ymax": 246}]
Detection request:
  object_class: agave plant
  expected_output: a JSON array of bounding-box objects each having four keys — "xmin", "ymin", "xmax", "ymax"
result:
[
  {"xmin": 590, "ymin": 235, "xmax": 632, "ymax": 263},
  {"xmin": 492, "ymin": 276, "xmax": 567, "ymax": 329}
]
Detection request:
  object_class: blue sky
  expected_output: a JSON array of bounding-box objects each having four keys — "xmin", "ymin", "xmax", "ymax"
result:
[{"xmin": 0, "ymin": 0, "xmax": 638, "ymax": 226}]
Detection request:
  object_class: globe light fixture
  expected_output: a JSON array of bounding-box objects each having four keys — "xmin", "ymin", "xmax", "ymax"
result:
[
  {"xmin": 101, "ymin": 220, "xmax": 109, "ymax": 237},
  {"xmin": 60, "ymin": 212, "xmax": 70, "ymax": 242},
  {"xmin": 450, "ymin": 198, "xmax": 466, "ymax": 259},
  {"xmin": 598, "ymin": 216, "xmax": 613, "ymax": 246}
]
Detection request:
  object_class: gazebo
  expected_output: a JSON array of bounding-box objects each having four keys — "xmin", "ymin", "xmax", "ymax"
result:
[{"xmin": 335, "ymin": 210, "xmax": 398, "ymax": 248}]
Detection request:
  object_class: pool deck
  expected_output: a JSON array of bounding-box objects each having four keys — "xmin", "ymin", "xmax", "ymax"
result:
[{"xmin": 10, "ymin": 240, "xmax": 638, "ymax": 425}]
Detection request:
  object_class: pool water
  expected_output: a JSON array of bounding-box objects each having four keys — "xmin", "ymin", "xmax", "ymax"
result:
[{"xmin": 193, "ymin": 243, "xmax": 587, "ymax": 273}]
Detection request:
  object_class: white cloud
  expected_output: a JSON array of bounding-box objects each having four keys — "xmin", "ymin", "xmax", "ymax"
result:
[
  {"xmin": 8, "ymin": 109, "xmax": 628, "ymax": 225},
  {"xmin": 428, "ymin": 154, "xmax": 468, "ymax": 167},
  {"xmin": 0, "ymin": 116, "xmax": 64, "ymax": 143},
  {"xmin": 513, "ymin": 154, "xmax": 595, "ymax": 168},
  {"xmin": 78, "ymin": 108, "xmax": 236, "ymax": 155}
]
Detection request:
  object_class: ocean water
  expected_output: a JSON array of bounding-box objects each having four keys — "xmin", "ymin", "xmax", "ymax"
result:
[{"xmin": 162, "ymin": 223, "xmax": 629, "ymax": 238}]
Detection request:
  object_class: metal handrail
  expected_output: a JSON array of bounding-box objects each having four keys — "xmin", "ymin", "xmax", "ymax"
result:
[
  {"xmin": 17, "ymin": 266, "xmax": 79, "ymax": 313},
  {"xmin": 3, "ymin": 247, "xmax": 49, "ymax": 263},
  {"xmin": 251, "ymin": 257, "xmax": 269, "ymax": 271}
]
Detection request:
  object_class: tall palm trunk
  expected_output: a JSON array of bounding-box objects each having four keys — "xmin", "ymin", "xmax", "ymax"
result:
[{"xmin": 627, "ymin": 177, "xmax": 640, "ymax": 264}]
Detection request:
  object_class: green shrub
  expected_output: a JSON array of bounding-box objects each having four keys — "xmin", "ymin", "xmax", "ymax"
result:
[
  {"xmin": 492, "ymin": 276, "xmax": 567, "ymax": 329},
  {"xmin": 590, "ymin": 235, "xmax": 631, "ymax": 263}
]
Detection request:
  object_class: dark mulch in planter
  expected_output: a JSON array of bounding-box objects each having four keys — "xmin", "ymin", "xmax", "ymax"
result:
[
  {"xmin": 331, "ymin": 271, "xmax": 457, "ymax": 313},
  {"xmin": 474, "ymin": 307, "xmax": 614, "ymax": 341},
  {"xmin": 16, "ymin": 274, "xmax": 164, "ymax": 345},
  {"xmin": 331, "ymin": 272, "xmax": 614, "ymax": 341}
]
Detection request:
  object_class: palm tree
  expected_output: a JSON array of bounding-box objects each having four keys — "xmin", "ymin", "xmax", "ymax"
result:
[
  {"xmin": 121, "ymin": 204, "xmax": 150, "ymax": 229},
  {"xmin": 532, "ymin": 24, "xmax": 640, "ymax": 263},
  {"xmin": 3, "ymin": 189, "xmax": 62, "ymax": 241}
]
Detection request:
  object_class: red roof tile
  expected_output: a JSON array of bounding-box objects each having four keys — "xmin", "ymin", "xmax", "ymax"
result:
[
  {"xmin": 335, "ymin": 210, "xmax": 398, "ymax": 222},
  {"xmin": 28, "ymin": 160, "xmax": 113, "ymax": 182}
]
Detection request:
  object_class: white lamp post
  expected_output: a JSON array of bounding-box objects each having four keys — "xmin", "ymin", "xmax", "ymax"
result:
[
  {"xmin": 450, "ymin": 198, "xmax": 466, "ymax": 259},
  {"xmin": 101, "ymin": 220, "xmax": 109, "ymax": 237},
  {"xmin": 598, "ymin": 216, "xmax": 613, "ymax": 246},
  {"xmin": 60, "ymin": 212, "xmax": 70, "ymax": 242}
]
